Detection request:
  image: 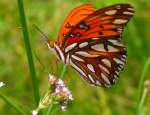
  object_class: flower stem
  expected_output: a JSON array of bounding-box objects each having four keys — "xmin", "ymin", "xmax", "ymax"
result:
[
  {"xmin": 46, "ymin": 103, "xmax": 53, "ymax": 115},
  {"xmin": 60, "ymin": 65, "xmax": 67, "ymax": 79},
  {"xmin": 46, "ymin": 64, "xmax": 67, "ymax": 115},
  {"xmin": 17, "ymin": 0, "xmax": 40, "ymax": 106}
]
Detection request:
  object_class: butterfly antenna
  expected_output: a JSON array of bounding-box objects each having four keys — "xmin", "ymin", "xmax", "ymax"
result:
[
  {"xmin": 34, "ymin": 51, "xmax": 50, "ymax": 75},
  {"xmin": 49, "ymin": 61, "xmax": 56, "ymax": 76},
  {"xmin": 33, "ymin": 24, "xmax": 49, "ymax": 44},
  {"xmin": 56, "ymin": 59, "xmax": 59, "ymax": 77}
]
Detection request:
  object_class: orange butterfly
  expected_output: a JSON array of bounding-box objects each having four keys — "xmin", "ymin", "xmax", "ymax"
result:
[{"xmin": 47, "ymin": 4, "xmax": 134, "ymax": 88}]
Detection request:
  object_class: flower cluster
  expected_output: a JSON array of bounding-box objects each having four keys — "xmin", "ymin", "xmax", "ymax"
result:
[
  {"xmin": 32, "ymin": 74, "xmax": 73, "ymax": 115},
  {"xmin": 48, "ymin": 74, "xmax": 73, "ymax": 111}
]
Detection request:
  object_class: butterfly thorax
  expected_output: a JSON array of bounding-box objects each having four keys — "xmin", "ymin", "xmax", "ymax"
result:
[{"xmin": 48, "ymin": 40, "xmax": 69, "ymax": 64}]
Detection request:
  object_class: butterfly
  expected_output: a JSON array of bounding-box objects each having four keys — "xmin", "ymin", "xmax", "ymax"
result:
[{"xmin": 46, "ymin": 4, "xmax": 134, "ymax": 88}]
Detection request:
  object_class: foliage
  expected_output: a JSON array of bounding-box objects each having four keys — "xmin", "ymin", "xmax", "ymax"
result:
[{"xmin": 0, "ymin": 0, "xmax": 150, "ymax": 115}]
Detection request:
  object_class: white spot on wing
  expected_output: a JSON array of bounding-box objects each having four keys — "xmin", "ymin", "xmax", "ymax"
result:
[
  {"xmin": 65, "ymin": 43, "xmax": 77, "ymax": 52},
  {"xmin": 66, "ymin": 54, "xmax": 70, "ymax": 64},
  {"xmin": 123, "ymin": 11, "xmax": 133, "ymax": 15},
  {"xmin": 108, "ymin": 39, "xmax": 118, "ymax": 43},
  {"xmin": 117, "ymin": 28, "xmax": 123, "ymax": 33},
  {"xmin": 107, "ymin": 45, "xmax": 118, "ymax": 52},
  {"xmin": 116, "ymin": 5, "xmax": 121, "ymax": 9},
  {"xmin": 105, "ymin": 10, "xmax": 117, "ymax": 15},
  {"xmin": 79, "ymin": 42, "xmax": 88, "ymax": 48},
  {"xmin": 101, "ymin": 73, "xmax": 110, "ymax": 85},
  {"xmin": 70, "ymin": 59, "xmax": 86, "ymax": 77},
  {"xmin": 118, "ymin": 67, "xmax": 121, "ymax": 71},
  {"xmin": 115, "ymin": 71, "xmax": 119, "ymax": 75},
  {"xmin": 99, "ymin": 64, "xmax": 110, "ymax": 74},
  {"xmin": 113, "ymin": 58, "xmax": 124, "ymax": 65},
  {"xmin": 127, "ymin": 7, "xmax": 134, "ymax": 11},
  {"xmin": 122, "ymin": 55, "xmax": 126, "ymax": 58},
  {"xmin": 121, "ymin": 57, "xmax": 126, "ymax": 61},
  {"xmin": 119, "ymin": 64, "xmax": 124, "ymax": 69},
  {"xmin": 91, "ymin": 44, "xmax": 105, "ymax": 51},
  {"xmin": 87, "ymin": 64, "xmax": 95, "ymax": 72},
  {"xmin": 96, "ymin": 80, "xmax": 101, "ymax": 86},
  {"xmin": 88, "ymin": 74, "xmax": 95, "ymax": 83},
  {"xmin": 71, "ymin": 55, "xmax": 84, "ymax": 62},
  {"xmin": 75, "ymin": 51, "xmax": 99, "ymax": 57},
  {"xmin": 113, "ymin": 19, "xmax": 128, "ymax": 24},
  {"xmin": 113, "ymin": 75, "xmax": 118, "ymax": 83},
  {"xmin": 92, "ymin": 38, "xmax": 99, "ymax": 40},
  {"xmin": 55, "ymin": 45, "xmax": 65, "ymax": 62},
  {"xmin": 101, "ymin": 59, "xmax": 111, "ymax": 68},
  {"xmin": 113, "ymin": 74, "xmax": 118, "ymax": 79},
  {"xmin": 108, "ymin": 39, "xmax": 124, "ymax": 47},
  {"xmin": 104, "ymin": 84, "xmax": 111, "ymax": 88}
]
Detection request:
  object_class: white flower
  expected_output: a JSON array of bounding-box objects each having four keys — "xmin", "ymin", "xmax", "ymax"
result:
[
  {"xmin": 61, "ymin": 105, "xmax": 67, "ymax": 111},
  {"xmin": 48, "ymin": 74, "xmax": 55, "ymax": 81},
  {"xmin": 31, "ymin": 109, "xmax": 38, "ymax": 115},
  {"xmin": 0, "ymin": 82, "xmax": 5, "ymax": 88},
  {"xmin": 57, "ymin": 79, "xmax": 65, "ymax": 86},
  {"xmin": 48, "ymin": 74, "xmax": 57, "ymax": 85}
]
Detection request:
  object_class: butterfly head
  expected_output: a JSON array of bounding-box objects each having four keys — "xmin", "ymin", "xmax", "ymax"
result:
[
  {"xmin": 47, "ymin": 40, "xmax": 66, "ymax": 63},
  {"xmin": 47, "ymin": 40, "xmax": 55, "ymax": 48}
]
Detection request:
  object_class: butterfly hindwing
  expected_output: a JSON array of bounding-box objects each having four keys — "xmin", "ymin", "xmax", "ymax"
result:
[{"xmin": 68, "ymin": 37, "xmax": 126, "ymax": 87}]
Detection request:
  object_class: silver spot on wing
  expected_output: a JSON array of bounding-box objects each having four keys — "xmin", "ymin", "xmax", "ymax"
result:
[
  {"xmin": 101, "ymin": 73, "xmax": 110, "ymax": 85},
  {"xmin": 70, "ymin": 59, "xmax": 86, "ymax": 77},
  {"xmin": 71, "ymin": 55, "xmax": 84, "ymax": 62},
  {"xmin": 87, "ymin": 64, "xmax": 95, "ymax": 73},
  {"xmin": 75, "ymin": 51, "xmax": 99, "ymax": 57},
  {"xmin": 101, "ymin": 59, "xmax": 111, "ymax": 68},
  {"xmin": 79, "ymin": 42, "xmax": 88, "ymax": 48},
  {"xmin": 65, "ymin": 43, "xmax": 77, "ymax": 52}
]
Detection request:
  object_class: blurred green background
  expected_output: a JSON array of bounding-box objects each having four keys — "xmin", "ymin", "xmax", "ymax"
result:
[{"xmin": 0, "ymin": 0, "xmax": 150, "ymax": 115}]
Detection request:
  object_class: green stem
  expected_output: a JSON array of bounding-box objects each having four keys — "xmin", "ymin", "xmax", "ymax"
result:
[
  {"xmin": 0, "ymin": 93, "xmax": 26, "ymax": 115},
  {"xmin": 60, "ymin": 65, "xmax": 67, "ymax": 79},
  {"xmin": 138, "ymin": 86, "xmax": 149, "ymax": 111},
  {"xmin": 17, "ymin": 0, "xmax": 40, "ymax": 106},
  {"xmin": 136, "ymin": 57, "xmax": 150, "ymax": 114},
  {"xmin": 46, "ymin": 64, "xmax": 67, "ymax": 115},
  {"xmin": 46, "ymin": 104, "xmax": 53, "ymax": 115}
]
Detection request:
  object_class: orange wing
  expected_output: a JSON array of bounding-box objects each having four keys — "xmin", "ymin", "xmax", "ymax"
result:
[
  {"xmin": 59, "ymin": 4, "xmax": 134, "ymax": 87},
  {"xmin": 58, "ymin": 4, "xmax": 96, "ymax": 45}
]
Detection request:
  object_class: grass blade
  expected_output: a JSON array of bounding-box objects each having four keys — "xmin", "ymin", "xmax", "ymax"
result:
[
  {"xmin": 136, "ymin": 57, "xmax": 150, "ymax": 114},
  {"xmin": 17, "ymin": 0, "xmax": 40, "ymax": 106},
  {"xmin": 0, "ymin": 93, "xmax": 26, "ymax": 115}
]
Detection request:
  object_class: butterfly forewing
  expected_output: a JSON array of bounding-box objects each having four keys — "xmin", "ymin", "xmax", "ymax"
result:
[
  {"xmin": 54, "ymin": 4, "xmax": 134, "ymax": 87},
  {"xmin": 58, "ymin": 4, "xmax": 96, "ymax": 45},
  {"xmin": 61, "ymin": 4, "xmax": 134, "ymax": 47}
]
